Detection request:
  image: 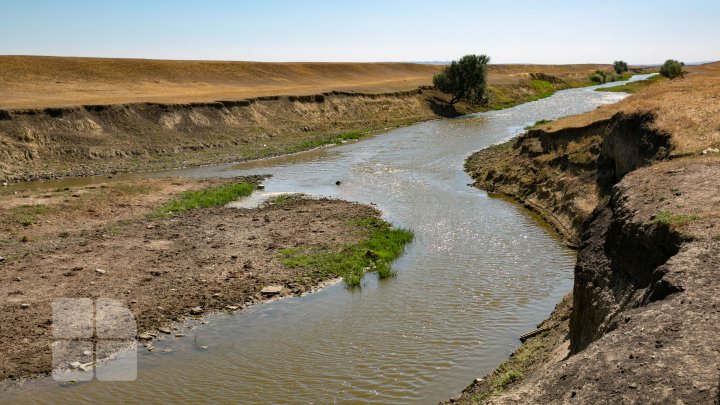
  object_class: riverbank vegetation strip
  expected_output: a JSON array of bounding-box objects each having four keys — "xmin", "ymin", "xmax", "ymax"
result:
[{"xmin": 280, "ymin": 217, "xmax": 413, "ymax": 287}]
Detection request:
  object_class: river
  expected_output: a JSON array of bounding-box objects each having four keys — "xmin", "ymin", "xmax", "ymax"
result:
[{"xmin": 2, "ymin": 75, "xmax": 654, "ymax": 404}]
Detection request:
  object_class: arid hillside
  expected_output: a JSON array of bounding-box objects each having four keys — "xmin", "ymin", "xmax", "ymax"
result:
[{"xmin": 0, "ymin": 56, "xmax": 609, "ymax": 108}]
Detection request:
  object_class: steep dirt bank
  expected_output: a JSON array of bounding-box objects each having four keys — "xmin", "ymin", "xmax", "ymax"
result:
[
  {"xmin": 0, "ymin": 177, "xmax": 401, "ymax": 381},
  {"xmin": 453, "ymin": 63, "xmax": 720, "ymax": 403},
  {"xmin": 466, "ymin": 111, "xmax": 672, "ymax": 246}
]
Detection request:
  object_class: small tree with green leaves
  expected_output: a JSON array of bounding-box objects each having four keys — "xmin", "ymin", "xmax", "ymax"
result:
[
  {"xmin": 660, "ymin": 59, "xmax": 683, "ymax": 79},
  {"xmin": 433, "ymin": 54, "xmax": 490, "ymax": 105},
  {"xmin": 613, "ymin": 61, "xmax": 628, "ymax": 74}
]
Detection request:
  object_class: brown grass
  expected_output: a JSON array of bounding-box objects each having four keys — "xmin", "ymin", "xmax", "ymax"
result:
[
  {"xmin": 0, "ymin": 56, "xmax": 611, "ymax": 108},
  {"xmin": 536, "ymin": 62, "xmax": 720, "ymax": 155}
]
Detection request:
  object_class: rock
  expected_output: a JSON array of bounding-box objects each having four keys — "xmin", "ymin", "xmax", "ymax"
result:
[
  {"xmin": 190, "ymin": 306, "xmax": 204, "ymax": 315},
  {"xmin": 158, "ymin": 326, "xmax": 172, "ymax": 334},
  {"xmin": 20, "ymin": 303, "xmax": 30, "ymax": 309},
  {"xmin": 175, "ymin": 333, "xmax": 185, "ymax": 337},
  {"xmin": 0, "ymin": 256, "xmax": 4, "ymax": 262},
  {"xmin": 336, "ymin": 180, "xmax": 342, "ymax": 185},
  {"xmin": 199, "ymin": 345, "xmax": 208, "ymax": 350},
  {"xmin": 137, "ymin": 332, "xmax": 154, "ymax": 341},
  {"xmin": 95, "ymin": 268, "xmax": 106, "ymax": 275},
  {"xmin": 2, "ymin": 182, "xmax": 7, "ymax": 186},
  {"xmin": 225, "ymin": 305, "xmax": 239, "ymax": 311},
  {"xmin": 256, "ymin": 185, "xmax": 265, "ymax": 190},
  {"xmin": 260, "ymin": 285, "xmax": 283, "ymax": 296},
  {"xmin": 69, "ymin": 361, "xmax": 81, "ymax": 370},
  {"xmin": 83, "ymin": 350, "xmax": 91, "ymax": 356},
  {"xmin": 212, "ymin": 293, "xmax": 221, "ymax": 298},
  {"xmin": 146, "ymin": 224, "xmax": 155, "ymax": 229},
  {"xmin": 14, "ymin": 277, "xmax": 21, "ymax": 282}
]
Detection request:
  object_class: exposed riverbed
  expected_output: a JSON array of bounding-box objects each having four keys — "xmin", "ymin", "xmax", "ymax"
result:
[{"xmin": 2, "ymin": 75, "xmax": 653, "ymax": 404}]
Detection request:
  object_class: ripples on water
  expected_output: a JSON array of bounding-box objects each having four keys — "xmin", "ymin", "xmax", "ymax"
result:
[{"xmin": 5, "ymin": 76, "xmax": 653, "ymax": 404}]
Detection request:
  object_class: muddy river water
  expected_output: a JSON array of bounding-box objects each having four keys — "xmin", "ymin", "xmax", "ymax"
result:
[{"xmin": 3, "ymin": 75, "xmax": 653, "ymax": 404}]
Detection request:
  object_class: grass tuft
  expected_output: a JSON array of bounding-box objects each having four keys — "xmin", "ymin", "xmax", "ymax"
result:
[
  {"xmin": 156, "ymin": 182, "xmax": 254, "ymax": 217},
  {"xmin": 596, "ymin": 75, "xmax": 662, "ymax": 94},
  {"xmin": 11, "ymin": 204, "xmax": 52, "ymax": 227},
  {"xmin": 651, "ymin": 211, "xmax": 700, "ymax": 226},
  {"xmin": 263, "ymin": 193, "xmax": 305, "ymax": 207},
  {"xmin": 524, "ymin": 119, "xmax": 553, "ymax": 130},
  {"xmin": 279, "ymin": 217, "xmax": 413, "ymax": 287},
  {"xmin": 471, "ymin": 338, "xmax": 546, "ymax": 402}
]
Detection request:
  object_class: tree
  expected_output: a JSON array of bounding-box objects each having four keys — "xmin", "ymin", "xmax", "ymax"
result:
[
  {"xmin": 660, "ymin": 59, "xmax": 683, "ymax": 79},
  {"xmin": 433, "ymin": 54, "xmax": 490, "ymax": 105},
  {"xmin": 613, "ymin": 60, "xmax": 628, "ymax": 74}
]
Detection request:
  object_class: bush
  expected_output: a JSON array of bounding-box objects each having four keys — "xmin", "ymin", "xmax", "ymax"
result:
[
  {"xmin": 589, "ymin": 70, "xmax": 618, "ymax": 84},
  {"xmin": 613, "ymin": 60, "xmax": 628, "ymax": 74},
  {"xmin": 433, "ymin": 54, "xmax": 490, "ymax": 105},
  {"xmin": 660, "ymin": 59, "xmax": 683, "ymax": 79}
]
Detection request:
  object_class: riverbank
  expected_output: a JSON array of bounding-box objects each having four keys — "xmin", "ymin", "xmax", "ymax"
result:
[
  {"xmin": 0, "ymin": 57, "xmax": 619, "ymax": 183},
  {"xmin": 449, "ymin": 62, "xmax": 720, "ymax": 403},
  {"xmin": 0, "ymin": 178, "xmax": 411, "ymax": 381}
]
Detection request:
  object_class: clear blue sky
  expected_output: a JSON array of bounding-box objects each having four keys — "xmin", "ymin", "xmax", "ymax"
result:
[{"xmin": 2, "ymin": 0, "xmax": 718, "ymax": 64}]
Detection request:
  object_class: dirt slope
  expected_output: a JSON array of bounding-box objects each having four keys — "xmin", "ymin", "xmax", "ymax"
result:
[{"xmin": 453, "ymin": 62, "xmax": 720, "ymax": 403}]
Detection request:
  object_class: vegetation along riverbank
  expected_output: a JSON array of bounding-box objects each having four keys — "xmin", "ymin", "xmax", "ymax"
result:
[
  {"xmin": 0, "ymin": 56, "xmax": 633, "ymax": 183},
  {"xmin": 448, "ymin": 62, "xmax": 720, "ymax": 403}
]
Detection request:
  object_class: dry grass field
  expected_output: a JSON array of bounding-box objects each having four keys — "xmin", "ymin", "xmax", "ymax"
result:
[
  {"xmin": 0, "ymin": 56, "xmax": 610, "ymax": 108},
  {"xmin": 534, "ymin": 62, "xmax": 720, "ymax": 155}
]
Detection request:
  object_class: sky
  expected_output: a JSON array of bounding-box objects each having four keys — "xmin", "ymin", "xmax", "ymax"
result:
[{"xmin": 1, "ymin": 0, "xmax": 719, "ymax": 64}]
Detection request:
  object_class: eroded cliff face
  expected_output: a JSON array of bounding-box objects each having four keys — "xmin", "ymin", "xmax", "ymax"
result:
[
  {"xmin": 0, "ymin": 90, "xmax": 437, "ymax": 182},
  {"xmin": 457, "ymin": 111, "xmax": 720, "ymax": 403},
  {"xmin": 489, "ymin": 158, "xmax": 720, "ymax": 404},
  {"xmin": 465, "ymin": 111, "xmax": 673, "ymax": 246}
]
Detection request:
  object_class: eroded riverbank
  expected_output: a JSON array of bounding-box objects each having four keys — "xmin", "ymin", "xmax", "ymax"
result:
[
  {"xmin": 0, "ymin": 73, "xmax": 656, "ymax": 404},
  {"xmin": 451, "ymin": 63, "xmax": 720, "ymax": 403}
]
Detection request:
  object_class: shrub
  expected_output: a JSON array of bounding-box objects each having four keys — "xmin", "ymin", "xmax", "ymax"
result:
[
  {"xmin": 660, "ymin": 59, "xmax": 683, "ymax": 79},
  {"xmin": 613, "ymin": 60, "xmax": 629, "ymax": 74},
  {"xmin": 433, "ymin": 54, "xmax": 490, "ymax": 105}
]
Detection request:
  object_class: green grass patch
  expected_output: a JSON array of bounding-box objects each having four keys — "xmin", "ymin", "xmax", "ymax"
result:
[
  {"xmin": 156, "ymin": 182, "xmax": 254, "ymax": 217},
  {"xmin": 11, "ymin": 204, "xmax": 53, "ymax": 227},
  {"xmin": 279, "ymin": 217, "xmax": 413, "ymax": 287},
  {"xmin": 524, "ymin": 119, "xmax": 553, "ymax": 130},
  {"xmin": 263, "ymin": 193, "xmax": 306, "ymax": 207},
  {"xmin": 531, "ymin": 80, "xmax": 555, "ymax": 99},
  {"xmin": 651, "ymin": 211, "xmax": 701, "ymax": 226},
  {"xmin": 471, "ymin": 338, "xmax": 546, "ymax": 401},
  {"xmin": 290, "ymin": 128, "xmax": 373, "ymax": 153},
  {"xmin": 596, "ymin": 75, "xmax": 662, "ymax": 93}
]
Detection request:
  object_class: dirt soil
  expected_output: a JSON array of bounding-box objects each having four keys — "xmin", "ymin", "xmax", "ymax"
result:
[
  {"xmin": 0, "ymin": 177, "xmax": 382, "ymax": 381},
  {"xmin": 454, "ymin": 62, "xmax": 720, "ymax": 403}
]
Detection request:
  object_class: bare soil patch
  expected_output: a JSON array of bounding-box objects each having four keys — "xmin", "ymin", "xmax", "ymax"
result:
[{"xmin": 0, "ymin": 177, "xmax": 386, "ymax": 381}]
